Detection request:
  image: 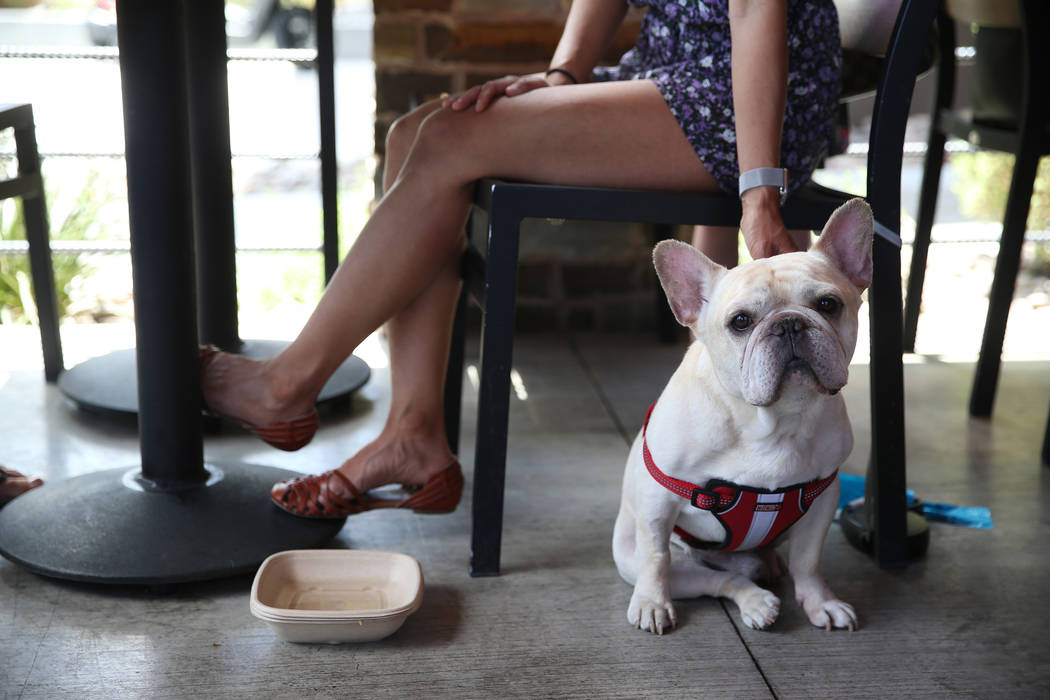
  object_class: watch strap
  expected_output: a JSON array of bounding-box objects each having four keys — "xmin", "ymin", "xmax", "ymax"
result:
[{"xmin": 738, "ymin": 167, "xmax": 789, "ymax": 203}]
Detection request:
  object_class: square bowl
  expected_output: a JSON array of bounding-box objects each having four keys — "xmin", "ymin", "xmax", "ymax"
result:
[{"xmin": 250, "ymin": 549, "xmax": 423, "ymax": 644}]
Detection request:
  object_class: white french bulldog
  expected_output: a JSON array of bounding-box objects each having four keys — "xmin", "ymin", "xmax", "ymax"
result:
[{"xmin": 613, "ymin": 198, "xmax": 873, "ymax": 634}]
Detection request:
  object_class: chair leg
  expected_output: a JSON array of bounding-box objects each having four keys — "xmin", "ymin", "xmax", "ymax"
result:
[
  {"xmin": 469, "ymin": 207, "xmax": 522, "ymax": 577},
  {"xmin": 968, "ymin": 151, "xmax": 1040, "ymax": 418},
  {"xmin": 866, "ymin": 234, "xmax": 910, "ymax": 569},
  {"xmin": 14, "ymin": 115, "xmax": 64, "ymax": 383},
  {"xmin": 650, "ymin": 224, "xmax": 680, "ymax": 344},
  {"xmin": 443, "ymin": 281, "xmax": 468, "ymax": 457},
  {"xmin": 1042, "ymin": 399, "xmax": 1050, "ymax": 467},
  {"xmin": 903, "ymin": 128, "xmax": 947, "ymax": 353},
  {"xmin": 970, "ymin": 0, "xmax": 1049, "ymax": 418},
  {"xmin": 905, "ymin": 7, "xmax": 957, "ymax": 354}
]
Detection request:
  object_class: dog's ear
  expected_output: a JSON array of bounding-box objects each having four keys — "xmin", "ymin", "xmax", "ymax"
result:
[
  {"xmin": 812, "ymin": 198, "xmax": 873, "ymax": 292},
  {"xmin": 653, "ymin": 240, "xmax": 725, "ymax": 327}
]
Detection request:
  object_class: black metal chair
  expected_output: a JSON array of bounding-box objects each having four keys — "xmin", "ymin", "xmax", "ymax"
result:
[
  {"xmin": 0, "ymin": 103, "xmax": 63, "ymax": 382},
  {"xmin": 903, "ymin": 0, "xmax": 1050, "ymax": 421},
  {"xmin": 445, "ymin": 0, "xmax": 938, "ymax": 577}
]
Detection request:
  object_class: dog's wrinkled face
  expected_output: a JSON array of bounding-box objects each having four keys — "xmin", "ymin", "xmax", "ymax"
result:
[{"xmin": 654, "ymin": 198, "xmax": 874, "ymax": 406}]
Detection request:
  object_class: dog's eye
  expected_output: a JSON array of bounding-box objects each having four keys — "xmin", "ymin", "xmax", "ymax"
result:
[
  {"xmin": 729, "ymin": 313, "xmax": 752, "ymax": 331},
  {"xmin": 817, "ymin": 297, "xmax": 841, "ymax": 315}
]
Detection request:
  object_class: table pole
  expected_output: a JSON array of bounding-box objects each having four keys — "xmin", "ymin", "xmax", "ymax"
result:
[
  {"xmin": 316, "ymin": 0, "xmax": 339, "ymax": 283},
  {"xmin": 117, "ymin": 0, "xmax": 206, "ymax": 489},
  {"xmin": 185, "ymin": 0, "xmax": 242, "ymax": 352}
]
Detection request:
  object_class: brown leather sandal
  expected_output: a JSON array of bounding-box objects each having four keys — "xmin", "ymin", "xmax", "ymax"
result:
[
  {"xmin": 0, "ymin": 466, "xmax": 43, "ymax": 508},
  {"xmin": 270, "ymin": 461, "xmax": 465, "ymax": 519},
  {"xmin": 199, "ymin": 345, "xmax": 319, "ymax": 452}
]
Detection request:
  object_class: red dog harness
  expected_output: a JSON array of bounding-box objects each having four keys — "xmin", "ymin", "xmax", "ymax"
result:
[{"xmin": 641, "ymin": 403, "xmax": 837, "ymax": 551}]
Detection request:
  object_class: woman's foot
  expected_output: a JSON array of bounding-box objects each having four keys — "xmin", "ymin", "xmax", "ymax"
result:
[
  {"xmin": 199, "ymin": 346, "xmax": 320, "ymax": 451},
  {"xmin": 270, "ymin": 461, "xmax": 464, "ymax": 518},
  {"xmin": 336, "ymin": 422, "xmax": 457, "ymax": 494},
  {"xmin": 271, "ymin": 412, "xmax": 459, "ymax": 517},
  {"xmin": 0, "ymin": 467, "xmax": 43, "ymax": 508}
]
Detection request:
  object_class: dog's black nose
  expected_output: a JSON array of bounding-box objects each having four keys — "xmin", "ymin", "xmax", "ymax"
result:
[{"xmin": 772, "ymin": 316, "xmax": 807, "ymax": 336}]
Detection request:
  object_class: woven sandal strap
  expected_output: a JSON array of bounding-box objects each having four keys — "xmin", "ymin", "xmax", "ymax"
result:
[
  {"xmin": 294, "ymin": 471, "xmax": 343, "ymax": 516},
  {"xmin": 322, "ymin": 469, "xmax": 364, "ymax": 511},
  {"xmin": 284, "ymin": 470, "xmax": 361, "ymax": 516}
]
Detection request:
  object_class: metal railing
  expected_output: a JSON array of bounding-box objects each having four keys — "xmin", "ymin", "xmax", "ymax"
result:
[{"xmin": 1, "ymin": 35, "xmax": 339, "ymax": 260}]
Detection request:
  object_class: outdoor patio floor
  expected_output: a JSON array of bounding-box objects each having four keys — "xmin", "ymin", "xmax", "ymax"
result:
[{"xmin": 1, "ymin": 321, "xmax": 1048, "ymax": 699}]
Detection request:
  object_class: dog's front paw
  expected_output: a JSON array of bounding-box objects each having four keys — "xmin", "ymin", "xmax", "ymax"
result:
[
  {"xmin": 737, "ymin": 588, "xmax": 781, "ymax": 630},
  {"xmin": 627, "ymin": 593, "xmax": 677, "ymax": 635},
  {"xmin": 802, "ymin": 598, "xmax": 857, "ymax": 631}
]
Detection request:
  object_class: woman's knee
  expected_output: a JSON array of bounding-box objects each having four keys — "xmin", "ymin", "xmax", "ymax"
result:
[
  {"xmin": 384, "ymin": 101, "xmax": 444, "ymax": 183},
  {"xmin": 407, "ymin": 108, "xmax": 482, "ymax": 178},
  {"xmin": 386, "ymin": 110, "xmax": 423, "ymax": 163}
]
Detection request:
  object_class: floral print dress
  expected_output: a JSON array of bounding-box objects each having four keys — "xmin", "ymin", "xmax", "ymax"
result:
[{"xmin": 592, "ymin": 0, "xmax": 841, "ymax": 196}]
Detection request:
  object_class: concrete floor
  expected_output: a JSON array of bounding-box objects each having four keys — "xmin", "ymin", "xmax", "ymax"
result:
[{"xmin": 1, "ymin": 322, "xmax": 1049, "ymax": 699}]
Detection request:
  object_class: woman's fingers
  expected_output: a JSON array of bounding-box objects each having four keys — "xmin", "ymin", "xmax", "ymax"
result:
[
  {"xmin": 442, "ymin": 73, "xmax": 553, "ymax": 112},
  {"xmin": 504, "ymin": 74, "xmax": 549, "ymax": 96},
  {"xmin": 442, "ymin": 84, "xmax": 483, "ymax": 111},
  {"xmin": 742, "ymin": 221, "xmax": 797, "ymax": 259},
  {"xmin": 474, "ymin": 78, "xmax": 508, "ymax": 111}
]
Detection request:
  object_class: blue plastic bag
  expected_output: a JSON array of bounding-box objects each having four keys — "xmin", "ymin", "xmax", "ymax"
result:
[{"xmin": 837, "ymin": 473, "xmax": 993, "ymax": 529}]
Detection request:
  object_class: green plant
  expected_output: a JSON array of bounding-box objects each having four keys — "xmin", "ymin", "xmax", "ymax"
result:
[
  {"xmin": 950, "ymin": 151, "xmax": 1050, "ymax": 230},
  {"xmin": 0, "ymin": 166, "xmax": 120, "ymax": 325},
  {"xmin": 950, "ymin": 150, "xmax": 1050, "ymax": 278}
]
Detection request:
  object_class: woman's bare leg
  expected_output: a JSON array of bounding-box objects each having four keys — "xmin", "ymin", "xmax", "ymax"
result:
[
  {"xmin": 788, "ymin": 228, "xmax": 811, "ymax": 251},
  {"xmin": 332, "ymin": 101, "xmax": 462, "ymax": 491},
  {"xmin": 203, "ymin": 80, "xmax": 721, "ymax": 490},
  {"xmin": 692, "ymin": 226, "xmax": 740, "ymax": 267}
]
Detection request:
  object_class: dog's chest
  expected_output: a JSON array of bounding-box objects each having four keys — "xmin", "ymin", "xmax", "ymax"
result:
[
  {"xmin": 684, "ymin": 411, "xmax": 840, "ymax": 488},
  {"xmin": 660, "ymin": 408, "xmax": 849, "ymax": 548}
]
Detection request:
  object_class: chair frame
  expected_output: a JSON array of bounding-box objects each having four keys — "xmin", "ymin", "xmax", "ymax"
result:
[
  {"xmin": 0, "ymin": 103, "xmax": 63, "ymax": 382},
  {"xmin": 904, "ymin": 0, "xmax": 1049, "ymax": 419},
  {"xmin": 445, "ymin": 0, "xmax": 938, "ymax": 576}
]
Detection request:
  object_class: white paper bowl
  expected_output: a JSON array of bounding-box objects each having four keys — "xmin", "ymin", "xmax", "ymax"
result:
[{"xmin": 250, "ymin": 549, "xmax": 423, "ymax": 644}]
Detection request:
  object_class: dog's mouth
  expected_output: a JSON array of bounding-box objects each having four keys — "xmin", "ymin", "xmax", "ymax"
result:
[{"xmin": 781, "ymin": 357, "xmax": 820, "ymax": 387}]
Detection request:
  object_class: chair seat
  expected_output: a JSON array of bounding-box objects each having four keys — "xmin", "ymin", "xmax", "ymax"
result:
[
  {"xmin": 938, "ymin": 107, "xmax": 1050, "ymax": 153},
  {"xmin": 475, "ymin": 178, "xmax": 901, "ymax": 247}
]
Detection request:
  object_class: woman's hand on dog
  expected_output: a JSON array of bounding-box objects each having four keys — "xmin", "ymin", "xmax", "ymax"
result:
[{"xmin": 741, "ymin": 186, "xmax": 799, "ymax": 259}]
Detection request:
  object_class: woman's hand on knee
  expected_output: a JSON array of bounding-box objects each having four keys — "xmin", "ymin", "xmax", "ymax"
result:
[{"xmin": 442, "ymin": 73, "xmax": 552, "ymax": 113}]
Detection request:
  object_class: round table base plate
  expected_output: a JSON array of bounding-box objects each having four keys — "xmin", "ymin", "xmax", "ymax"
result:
[
  {"xmin": 57, "ymin": 339, "xmax": 370, "ymax": 419},
  {"xmin": 839, "ymin": 502, "xmax": 930, "ymax": 561},
  {"xmin": 0, "ymin": 462, "xmax": 345, "ymax": 585}
]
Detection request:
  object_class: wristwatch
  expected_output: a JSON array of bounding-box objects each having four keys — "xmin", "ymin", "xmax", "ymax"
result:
[{"xmin": 738, "ymin": 167, "xmax": 789, "ymax": 204}]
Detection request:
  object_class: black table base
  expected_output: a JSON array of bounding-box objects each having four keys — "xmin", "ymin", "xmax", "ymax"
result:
[
  {"xmin": 839, "ymin": 502, "xmax": 930, "ymax": 561},
  {"xmin": 0, "ymin": 462, "xmax": 344, "ymax": 585},
  {"xmin": 57, "ymin": 340, "xmax": 370, "ymax": 420}
]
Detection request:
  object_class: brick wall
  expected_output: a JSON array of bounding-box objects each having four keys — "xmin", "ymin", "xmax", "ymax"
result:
[
  {"xmin": 372, "ymin": 0, "xmax": 642, "ymax": 150},
  {"xmin": 372, "ymin": 0, "xmax": 670, "ymax": 332}
]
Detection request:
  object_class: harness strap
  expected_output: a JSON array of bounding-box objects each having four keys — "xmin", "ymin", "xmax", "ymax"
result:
[
  {"xmin": 642, "ymin": 403, "xmax": 735, "ymax": 510},
  {"xmin": 641, "ymin": 401, "xmax": 838, "ymax": 513}
]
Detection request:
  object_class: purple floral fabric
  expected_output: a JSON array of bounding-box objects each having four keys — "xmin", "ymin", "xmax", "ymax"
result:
[{"xmin": 592, "ymin": 0, "xmax": 841, "ymax": 196}]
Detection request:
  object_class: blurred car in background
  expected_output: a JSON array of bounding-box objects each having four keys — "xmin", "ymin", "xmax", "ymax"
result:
[{"xmin": 87, "ymin": 0, "xmax": 316, "ymax": 48}]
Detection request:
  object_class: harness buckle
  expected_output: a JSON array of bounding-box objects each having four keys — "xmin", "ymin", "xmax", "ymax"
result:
[{"xmin": 690, "ymin": 486, "xmax": 720, "ymax": 511}]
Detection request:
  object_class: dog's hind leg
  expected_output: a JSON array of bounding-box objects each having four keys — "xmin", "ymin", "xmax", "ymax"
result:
[
  {"xmin": 668, "ymin": 553, "xmax": 782, "ymax": 630},
  {"xmin": 695, "ymin": 547, "xmax": 786, "ymax": 584}
]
